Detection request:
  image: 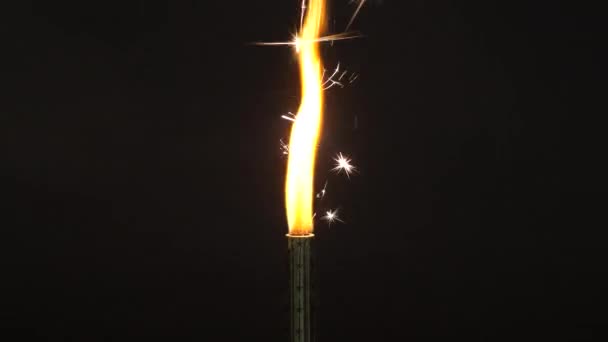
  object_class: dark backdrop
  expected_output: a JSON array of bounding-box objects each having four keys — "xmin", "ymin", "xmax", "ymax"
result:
[{"xmin": 1, "ymin": 1, "xmax": 605, "ymax": 340}]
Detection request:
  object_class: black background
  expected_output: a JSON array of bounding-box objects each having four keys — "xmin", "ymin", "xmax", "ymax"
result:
[{"xmin": 2, "ymin": 1, "xmax": 605, "ymax": 340}]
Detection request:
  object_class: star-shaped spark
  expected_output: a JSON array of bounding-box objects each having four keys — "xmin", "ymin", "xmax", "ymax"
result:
[
  {"xmin": 321, "ymin": 209, "xmax": 344, "ymax": 226},
  {"xmin": 331, "ymin": 152, "xmax": 357, "ymax": 178}
]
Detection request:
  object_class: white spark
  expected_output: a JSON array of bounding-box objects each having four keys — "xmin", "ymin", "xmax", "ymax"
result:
[
  {"xmin": 316, "ymin": 180, "xmax": 328, "ymax": 199},
  {"xmin": 280, "ymin": 139, "xmax": 289, "ymax": 156},
  {"xmin": 300, "ymin": 0, "xmax": 306, "ymax": 32},
  {"xmin": 322, "ymin": 63, "xmax": 341, "ymax": 87},
  {"xmin": 331, "ymin": 152, "xmax": 357, "ymax": 178},
  {"xmin": 254, "ymin": 32, "xmax": 361, "ymax": 50},
  {"xmin": 346, "ymin": 0, "xmax": 367, "ymax": 31},
  {"xmin": 323, "ymin": 81, "xmax": 343, "ymax": 90},
  {"xmin": 281, "ymin": 112, "xmax": 297, "ymax": 122},
  {"xmin": 322, "ymin": 63, "xmax": 345, "ymax": 90},
  {"xmin": 321, "ymin": 208, "xmax": 344, "ymax": 226}
]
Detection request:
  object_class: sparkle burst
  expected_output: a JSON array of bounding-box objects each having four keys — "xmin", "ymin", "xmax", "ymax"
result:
[
  {"xmin": 331, "ymin": 152, "xmax": 357, "ymax": 178},
  {"xmin": 321, "ymin": 208, "xmax": 344, "ymax": 226}
]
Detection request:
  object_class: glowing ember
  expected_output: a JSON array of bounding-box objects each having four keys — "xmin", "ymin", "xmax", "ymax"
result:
[
  {"xmin": 331, "ymin": 152, "xmax": 357, "ymax": 178},
  {"xmin": 285, "ymin": 0, "xmax": 327, "ymax": 236}
]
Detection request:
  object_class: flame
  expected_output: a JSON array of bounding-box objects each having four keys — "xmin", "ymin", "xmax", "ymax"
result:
[{"xmin": 285, "ymin": 0, "xmax": 327, "ymax": 235}]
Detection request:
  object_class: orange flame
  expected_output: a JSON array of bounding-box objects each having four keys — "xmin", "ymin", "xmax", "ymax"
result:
[{"xmin": 285, "ymin": 0, "xmax": 326, "ymax": 235}]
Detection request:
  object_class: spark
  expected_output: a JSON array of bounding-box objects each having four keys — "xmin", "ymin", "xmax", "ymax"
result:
[
  {"xmin": 300, "ymin": 0, "xmax": 306, "ymax": 32},
  {"xmin": 322, "ymin": 63, "xmax": 345, "ymax": 90},
  {"xmin": 281, "ymin": 112, "xmax": 297, "ymax": 122},
  {"xmin": 321, "ymin": 208, "xmax": 344, "ymax": 226},
  {"xmin": 322, "ymin": 63, "xmax": 341, "ymax": 86},
  {"xmin": 331, "ymin": 152, "xmax": 357, "ymax": 178},
  {"xmin": 280, "ymin": 139, "xmax": 289, "ymax": 156},
  {"xmin": 254, "ymin": 32, "xmax": 362, "ymax": 50},
  {"xmin": 316, "ymin": 180, "xmax": 328, "ymax": 199},
  {"xmin": 346, "ymin": 0, "xmax": 367, "ymax": 31},
  {"xmin": 348, "ymin": 73, "xmax": 359, "ymax": 83},
  {"xmin": 323, "ymin": 81, "xmax": 343, "ymax": 90}
]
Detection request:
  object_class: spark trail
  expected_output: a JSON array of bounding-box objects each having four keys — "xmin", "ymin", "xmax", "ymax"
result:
[{"xmin": 346, "ymin": 0, "xmax": 367, "ymax": 31}]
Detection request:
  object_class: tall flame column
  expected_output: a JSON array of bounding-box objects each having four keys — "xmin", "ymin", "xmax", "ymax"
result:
[{"xmin": 285, "ymin": 1, "xmax": 325, "ymax": 341}]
